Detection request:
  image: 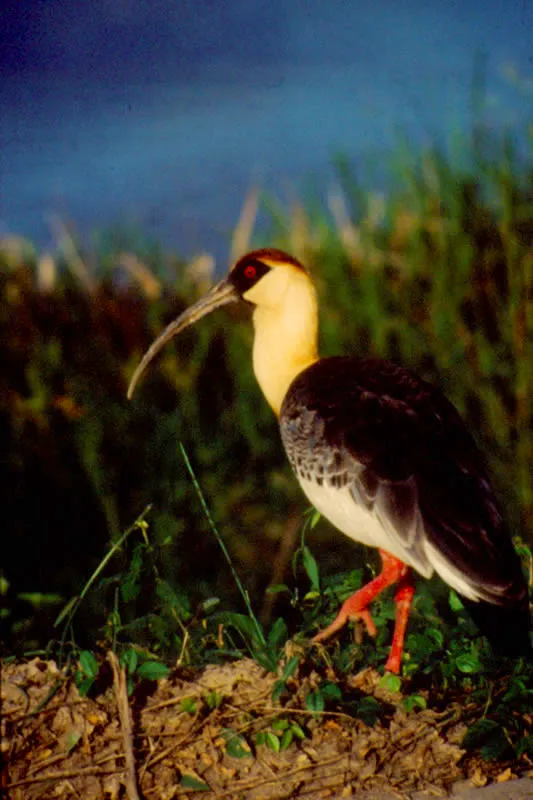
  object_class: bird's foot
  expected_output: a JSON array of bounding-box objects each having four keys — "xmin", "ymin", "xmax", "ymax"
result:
[
  {"xmin": 312, "ymin": 595, "xmax": 377, "ymax": 644},
  {"xmin": 384, "ymin": 650, "xmax": 402, "ymax": 674}
]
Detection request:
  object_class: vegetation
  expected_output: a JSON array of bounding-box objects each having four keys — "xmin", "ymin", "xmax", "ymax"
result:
[{"xmin": 1, "ymin": 124, "xmax": 532, "ymax": 769}]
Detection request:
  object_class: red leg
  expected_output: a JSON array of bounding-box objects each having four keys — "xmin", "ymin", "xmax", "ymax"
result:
[
  {"xmin": 313, "ymin": 549, "xmax": 410, "ymax": 654},
  {"xmin": 384, "ymin": 572, "xmax": 415, "ymax": 674}
]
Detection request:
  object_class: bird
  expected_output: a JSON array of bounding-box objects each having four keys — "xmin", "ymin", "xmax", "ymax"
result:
[{"xmin": 128, "ymin": 247, "xmax": 531, "ymax": 673}]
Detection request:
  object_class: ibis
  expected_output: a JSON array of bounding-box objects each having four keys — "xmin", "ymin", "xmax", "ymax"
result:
[{"xmin": 128, "ymin": 248, "xmax": 530, "ymax": 673}]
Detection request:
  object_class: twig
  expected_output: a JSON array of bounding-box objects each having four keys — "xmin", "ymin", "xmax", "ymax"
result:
[
  {"xmin": 139, "ymin": 713, "xmax": 205, "ymax": 778},
  {"xmin": 108, "ymin": 651, "xmax": 140, "ymax": 800},
  {"xmin": 12, "ymin": 697, "xmax": 88, "ymax": 724},
  {"xmin": 27, "ymin": 748, "xmax": 124, "ymax": 776},
  {"xmin": 215, "ymin": 751, "xmax": 351, "ymax": 797},
  {"xmin": 5, "ymin": 766, "xmax": 122, "ymax": 790}
]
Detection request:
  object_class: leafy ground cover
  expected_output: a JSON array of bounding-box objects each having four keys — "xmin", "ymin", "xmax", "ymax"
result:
[
  {"xmin": 2, "ymin": 655, "xmax": 532, "ymax": 799},
  {"xmin": 2, "ymin": 499, "xmax": 533, "ymax": 797}
]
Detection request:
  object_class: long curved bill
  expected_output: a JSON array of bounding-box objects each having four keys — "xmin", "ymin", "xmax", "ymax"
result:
[{"xmin": 127, "ymin": 277, "xmax": 239, "ymax": 399}]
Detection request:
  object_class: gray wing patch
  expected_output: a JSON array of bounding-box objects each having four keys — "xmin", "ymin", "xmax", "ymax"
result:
[
  {"xmin": 351, "ymin": 466, "xmax": 432, "ymax": 575},
  {"xmin": 281, "ymin": 409, "xmax": 353, "ymax": 487}
]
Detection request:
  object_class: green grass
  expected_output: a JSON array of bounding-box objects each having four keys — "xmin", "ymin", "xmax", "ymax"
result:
[
  {"xmin": 23, "ymin": 487, "xmax": 533, "ymax": 766},
  {"xmin": 1, "ymin": 122, "xmax": 531, "ymax": 685}
]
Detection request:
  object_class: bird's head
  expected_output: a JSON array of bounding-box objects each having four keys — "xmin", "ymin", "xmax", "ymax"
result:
[
  {"xmin": 227, "ymin": 248, "xmax": 311, "ymax": 308},
  {"xmin": 127, "ymin": 248, "xmax": 318, "ymax": 409}
]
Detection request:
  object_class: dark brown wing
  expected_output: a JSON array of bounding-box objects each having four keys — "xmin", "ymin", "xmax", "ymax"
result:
[{"xmin": 280, "ymin": 356, "xmax": 528, "ymax": 614}]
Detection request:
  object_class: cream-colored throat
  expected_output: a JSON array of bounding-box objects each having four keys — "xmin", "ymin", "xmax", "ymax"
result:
[{"xmin": 250, "ymin": 275, "xmax": 319, "ymax": 416}]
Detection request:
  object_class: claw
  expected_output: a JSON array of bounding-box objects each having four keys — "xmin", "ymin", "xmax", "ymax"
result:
[
  {"xmin": 312, "ymin": 603, "xmax": 377, "ymax": 643},
  {"xmin": 312, "ymin": 550, "xmax": 415, "ymax": 674}
]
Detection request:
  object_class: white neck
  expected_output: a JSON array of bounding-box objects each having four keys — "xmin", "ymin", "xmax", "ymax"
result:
[{"xmin": 251, "ymin": 272, "xmax": 319, "ymax": 416}]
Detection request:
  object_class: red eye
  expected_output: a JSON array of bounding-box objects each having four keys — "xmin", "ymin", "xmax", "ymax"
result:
[{"xmin": 244, "ymin": 264, "xmax": 257, "ymax": 279}]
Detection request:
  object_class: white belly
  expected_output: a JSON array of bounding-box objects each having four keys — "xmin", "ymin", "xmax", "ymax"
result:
[
  {"xmin": 297, "ymin": 475, "xmax": 491, "ymax": 601},
  {"xmin": 297, "ymin": 476, "xmax": 434, "ymax": 578}
]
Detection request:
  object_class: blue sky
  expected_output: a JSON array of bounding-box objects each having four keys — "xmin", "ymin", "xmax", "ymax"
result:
[{"xmin": 2, "ymin": 1, "xmax": 532, "ymax": 259}]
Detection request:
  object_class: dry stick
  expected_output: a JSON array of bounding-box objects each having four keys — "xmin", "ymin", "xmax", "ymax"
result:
[
  {"xmin": 214, "ymin": 751, "xmax": 353, "ymax": 798},
  {"xmin": 27, "ymin": 752, "xmax": 79, "ymax": 776},
  {"xmin": 5, "ymin": 766, "xmax": 122, "ymax": 790},
  {"xmin": 139, "ymin": 713, "xmax": 207, "ymax": 777},
  {"xmin": 108, "ymin": 651, "xmax": 141, "ymax": 800},
  {"xmin": 27, "ymin": 746, "xmax": 126, "ymax": 777}
]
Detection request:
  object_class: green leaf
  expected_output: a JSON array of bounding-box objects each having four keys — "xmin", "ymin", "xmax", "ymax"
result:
[
  {"xmin": 302, "ymin": 546, "xmax": 320, "ymax": 591},
  {"xmin": 266, "ymin": 584, "xmax": 290, "ymax": 595},
  {"xmin": 291, "ymin": 723, "xmax": 306, "ymax": 739},
  {"xmin": 76, "ymin": 676, "xmax": 95, "ymax": 697},
  {"xmin": 264, "ymin": 731, "xmax": 280, "ymax": 752},
  {"xmin": 449, "ymin": 590, "xmax": 464, "ymax": 612},
  {"xmin": 354, "ymin": 696, "xmax": 382, "ymax": 726},
  {"xmin": 320, "ymin": 681, "xmax": 342, "ymax": 702},
  {"xmin": 65, "ymin": 731, "xmax": 82, "ymax": 754},
  {"xmin": 502, "ymin": 678, "xmax": 527, "ymax": 702},
  {"xmin": 204, "ymin": 690, "xmax": 222, "ymax": 710},
  {"xmin": 281, "ymin": 655, "xmax": 299, "ymax": 681},
  {"xmin": 402, "ymin": 694, "xmax": 427, "ymax": 712},
  {"xmin": 180, "ymin": 775, "xmax": 210, "ymax": 791},
  {"xmin": 463, "ymin": 719, "xmax": 500, "ymax": 749},
  {"xmin": 305, "ymin": 690, "xmax": 325, "ymax": 713},
  {"xmin": 455, "ymin": 652, "xmax": 482, "ymax": 674},
  {"xmin": 268, "ymin": 617, "xmax": 288, "ymax": 653},
  {"xmin": 120, "ymin": 648, "xmax": 138, "ymax": 675},
  {"xmin": 406, "ymin": 632, "xmax": 437, "ymax": 657},
  {"xmin": 222, "ymin": 612, "xmax": 265, "ymax": 652},
  {"xmin": 280, "ymin": 730, "xmax": 293, "ymax": 750},
  {"xmin": 121, "ymin": 543, "xmax": 143, "ymax": 602},
  {"xmin": 310, "ymin": 509, "xmax": 322, "ymax": 529},
  {"xmin": 137, "ymin": 661, "xmax": 170, "ymax": 681},
  {"xmin": 271, "ymin": 718, "xmax": 289, "ymax": 732},
  {"xmin": 221, "ymin": 729, "xmax": 252, "ymax": 759},
  {"xmin": 253, "ymin": 650, "xmax": 279, "ymax": 673},
  {"xmin": 272, "ymin": 680, "xmax": 287, "ymax": 703},
  {"xmin": 79, "ymin": 650, "xmax": 98, "ymax": 679},
  {"xmin": 517, "ymin": 735, "xmax": 533, "ymax": 757},
  {"xmin": 180, "ymin": 697, "xmax": 197, "ymax": 714},
  {"xmin": 156, "ymin": 580, "xmax": 191, "ymax": 621},
  {"xmin": 380, "ymin": 673, "xmax": 402, "ymax": 692},
  {"xmin": 481, "ymin": 730, "xmax": 510, "ymax": 761},
  {"xmin": 425, "ymin": 627, "xmax": 444, "ymax": 648}
]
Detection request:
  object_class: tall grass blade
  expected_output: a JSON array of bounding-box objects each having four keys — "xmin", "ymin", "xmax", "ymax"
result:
[{"xmin": 179, "ymin": 443, "xmax": 266, "ymax": 647}]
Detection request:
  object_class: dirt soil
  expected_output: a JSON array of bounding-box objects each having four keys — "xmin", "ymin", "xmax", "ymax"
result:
[{"xmin": 1, "ymin": 656, "xmax": 530, "ymax": 800}]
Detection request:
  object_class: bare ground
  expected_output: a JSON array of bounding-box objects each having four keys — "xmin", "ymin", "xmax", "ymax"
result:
[{"xmin": 1, "ymin": 656, "xmax": 530, "ymax": 800}]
